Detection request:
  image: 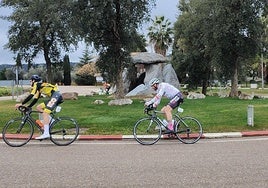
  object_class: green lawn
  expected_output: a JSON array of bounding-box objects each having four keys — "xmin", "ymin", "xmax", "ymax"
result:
[{"xmin": 1, "ymin": 94, "xmax": 268, "ymax": 135}]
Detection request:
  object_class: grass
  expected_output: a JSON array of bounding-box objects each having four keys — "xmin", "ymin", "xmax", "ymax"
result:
[{"xmin": 1, "ymin": 94, "xmax": 268, "ymax": 135}]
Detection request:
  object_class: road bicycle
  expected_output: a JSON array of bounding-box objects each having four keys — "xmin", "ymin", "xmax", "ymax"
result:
[
  {"xmin": 133, "ymin": 104, "xmax": 203, "ymax": 145},
  {"xmin": 2, "ymin": 105, "xmax": 79, "ymax": 147}
]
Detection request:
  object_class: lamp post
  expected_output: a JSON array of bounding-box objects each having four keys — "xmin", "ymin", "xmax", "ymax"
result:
[
  {"xmin": 261, "ymin": 52, "xmax": 264, "ymax": 89},
  {"xmin": 261, "ymin": 47, "xmax": 267, "ymax": 89}
]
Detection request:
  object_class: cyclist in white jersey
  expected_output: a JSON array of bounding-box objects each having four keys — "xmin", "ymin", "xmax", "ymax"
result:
[{"xmin": 145, "ymin": 78, "xmax": 183, "ymax": 132}]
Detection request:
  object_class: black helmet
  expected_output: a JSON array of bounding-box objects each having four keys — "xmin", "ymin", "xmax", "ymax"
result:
[{"xmin": 30, "ymin": 75, "xmax": 41, "ymax": 82}]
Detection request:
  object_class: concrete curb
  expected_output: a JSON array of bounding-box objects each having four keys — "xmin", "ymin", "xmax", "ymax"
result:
[
  {"xmin": 1, "ymin": 131, "xmax": 268, "ymax": 141},
  {"xmin": 74, "ymin": 131, "xmax": 268, "ymax": 140}
]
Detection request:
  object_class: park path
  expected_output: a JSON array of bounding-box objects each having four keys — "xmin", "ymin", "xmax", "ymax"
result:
[{"xmin": 0, "ymin": 85, "xmax": 101, "ymax": 101}]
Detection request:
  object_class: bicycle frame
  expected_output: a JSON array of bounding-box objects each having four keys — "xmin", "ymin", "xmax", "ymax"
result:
[
  {"xmin": 18, "ymin": 110, "xmax": 43, "ymax": 133},
  {"xmin": 15, "ymin": 106, "xmax": 61, "ymax": 136},
  {"xmin": 145, "ymin": 108, "xmax": 184, "ymax": 135},
  {"xmin": 149, "ymin": 107, "xmax": 202, "ymax": 137}
]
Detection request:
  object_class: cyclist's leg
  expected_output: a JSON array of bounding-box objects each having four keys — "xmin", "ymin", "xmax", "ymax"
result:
[
  {"xmin": 36, "ymin": 92, "xmax": 62, "ymax": 139},
  {"xmin": 35, "ymin": 102, "xmax": 51, "ymax": 139},
  {"xmin": 43, "ymin": 91, "xmax": 63, "ymax": 124},
  {"xmin": 161, "ymin": 105, "xmax": 173, "ymax": 130},
  {"xmin": 165, "ymin": 96, "xmax": 184, "ymax": 131}
]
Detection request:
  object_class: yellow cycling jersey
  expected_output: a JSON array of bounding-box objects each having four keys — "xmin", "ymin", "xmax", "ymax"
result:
[{"xmin": 31, "ymin": 82, "xmax": 59, "ymax": 98}]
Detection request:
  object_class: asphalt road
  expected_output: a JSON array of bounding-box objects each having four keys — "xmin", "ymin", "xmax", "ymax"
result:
[{"xmin": 1, "ymin": 137, "xmax": 268, "ymax": 188}]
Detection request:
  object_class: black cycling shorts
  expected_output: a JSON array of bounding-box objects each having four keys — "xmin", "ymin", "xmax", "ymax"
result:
[{"xmin": 168, "ymin": 93, "xmax": 184, "ymax": 109}]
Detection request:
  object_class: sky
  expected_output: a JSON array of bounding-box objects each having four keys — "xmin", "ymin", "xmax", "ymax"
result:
[{"xmin": 0, "ymin": 0, "xmax": 179, "ymax": 65}]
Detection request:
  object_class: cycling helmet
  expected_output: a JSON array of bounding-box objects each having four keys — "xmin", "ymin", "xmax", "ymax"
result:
[
  {"xmin": 149, "ymin": 78, "xmax": 160, "ymax": 86},
  {"xmin": 30, "ymin": 75, "xmax": 41, "ymax": 82}
]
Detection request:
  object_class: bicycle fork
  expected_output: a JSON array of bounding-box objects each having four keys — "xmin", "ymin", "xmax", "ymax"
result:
[
  {"xmin": 16, "ymin": 116, "xmax": 29, "ymax": 133},
  {"xmin": 146, "ymin": 119, "xmax": 154, "ymax": 133}
]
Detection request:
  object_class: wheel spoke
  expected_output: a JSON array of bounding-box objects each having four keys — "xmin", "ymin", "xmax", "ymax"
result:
[
  {"xmin": 175, "ymin": 116, "xmax": 203, "ymax": 144},
  {"xmin": 49, "ymin": 117, "xmax": 79, "ymax": 146},
  {"xmin": 2, "ymin": 118, "xmax": 34, "ymax": 147},
  {"xmin": 133, "ymin": 117, "xmax": 161, "ymax": 145}
]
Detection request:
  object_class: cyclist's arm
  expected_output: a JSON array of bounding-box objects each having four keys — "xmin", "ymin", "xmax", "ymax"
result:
[
  {"xmin": 27, "ymin": 92, "xmax": 41, "ymax": 108},
  {"xmin": 22, "ymin": 83, "xmax": 39, "ymax": 107},
  {"xmin": 27, "ymin": 97, "xmax": 38, "ymax": 108},
  {"xmin": 22, "ymin": 94, "xmax": 34, "ymax": 105},
  {"xmin": 147, "ymin": 86, "xmax": 165, "ymax": 107}
]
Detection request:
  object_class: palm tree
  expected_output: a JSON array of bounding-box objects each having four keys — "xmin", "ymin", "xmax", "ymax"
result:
[{"xmin": 147, "ymin": 16, "xmax": 173, "ymax": 56}]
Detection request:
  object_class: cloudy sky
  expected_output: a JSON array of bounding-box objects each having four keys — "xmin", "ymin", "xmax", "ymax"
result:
[{"xmin": 0, "ymin": 0, "xmax": 179, "ymax": 65}]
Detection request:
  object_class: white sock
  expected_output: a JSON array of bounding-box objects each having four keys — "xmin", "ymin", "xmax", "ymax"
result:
[{"xmin": 44, "ymin": 125, "xmax": 50, "ymax": 135}]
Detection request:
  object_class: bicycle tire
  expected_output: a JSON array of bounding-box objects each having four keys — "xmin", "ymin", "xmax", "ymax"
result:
[
  {"xmin": 133, "ymin": 117, "xmax": 161, "ymax": 145},
  {"xmin": 174, "ymin": 116, "xmax": 203, "ymax": 144},
  {"xmin": 2, "ymin": 117, "xmax": 34, "ymax": 147},
  {"xmin": 49, "ymin": 117, "xmax": 79, "ymax": 146}
]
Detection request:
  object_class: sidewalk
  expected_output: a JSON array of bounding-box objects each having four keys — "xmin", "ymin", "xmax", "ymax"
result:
[
  {"xmin": 0, "ymin": 96, "xmax": 14, "ymax": 101},
  {"xmin": 0, "ymin": 86, "xmax": 101, "ymax": 101}
]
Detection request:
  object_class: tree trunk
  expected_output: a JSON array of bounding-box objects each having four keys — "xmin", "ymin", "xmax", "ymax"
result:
[
  {"xmin": 154, "ymin": 45, "xmax": 166, "ymax": 56},
  {"xmin": 112, "ymin": 1, "xmax": 125, "ymax": 99},
  {"xmin": 114, "ymin": 67, "xmax": 125, "ymax": 99},
  {"xmin": 201, "ymin": 69, "xmax": 210, "ymax": 95},
  {"xmin": 43, "ymin": 47, "xmax": 52, "ymax": 83},
  {"xmin": 201, "ymin": 80, "xmax": 207, "ymax": 95},
  {"xmin": 229, "ymin": 61, "xmax": 238, "ymax": 97}
]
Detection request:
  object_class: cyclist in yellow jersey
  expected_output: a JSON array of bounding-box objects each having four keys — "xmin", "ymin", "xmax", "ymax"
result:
[{"xmin": 15, "ymin": 75, "xmax": 63, "ymax": 139}]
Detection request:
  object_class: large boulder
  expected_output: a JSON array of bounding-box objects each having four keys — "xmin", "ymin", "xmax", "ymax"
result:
[
  {"xmin": 126, "ymin": 84, "xmax": 154, "ymax": 97},
  {"xmin": 162, "ymin": 64, "xmax": 180, "ymax": 89},
  {"xmin": 144, "ymin": 63, "xmax": 180, "ymax": 88},
  {"xmin": 143, "ymin": 64, "xmax": 164, "ymax": 84},
  {"xmin": 126, "ymin": 63, "xmax": 180, "ymax": 97}
]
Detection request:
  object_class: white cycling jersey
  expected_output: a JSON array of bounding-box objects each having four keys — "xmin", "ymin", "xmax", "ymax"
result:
[{"xmin": 148, "ymin": 82, "xmax": 181, "ymax": 106}]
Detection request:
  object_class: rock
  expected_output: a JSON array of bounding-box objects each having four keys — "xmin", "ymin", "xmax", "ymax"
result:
[
  {"xmin": 108, "ymin": 99, "xmax": 133, "ymax": 106},
  {"xmin": 93, "ymin": 100, "xmax": 105, "ymax": 104},
  {"xmin": 143, "ymin": 64, "xmax": 164, "ymax": 85},
  {"xmin": 126, "ymin": 63, "xmax": 180, "ymax": 97},
  {"xmin": 238, "ymin": 91, "xmax": 254, "ymax": 100},
  {"xmin": 126, "ymin": 84, "xmax": 154, "ymax": 97},
  {"xmin": 131, "ymin": 52, "xmax": 167, "ymax": 64},
  {"xmin": 187, "ymin": 92, "xmax": 206, "ymax": 99},
  {"xmin": 162, "ymin": 63, "xmax": 180, "ymax": 89},
  {"xmin": 62, "ymin": 92, "xmax": 78, "ymax": 100}
]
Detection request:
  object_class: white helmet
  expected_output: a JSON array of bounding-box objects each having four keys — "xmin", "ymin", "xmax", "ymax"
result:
[{"xmin": 149, "ymin": 78, "xmax": 160, "ymax": 86}]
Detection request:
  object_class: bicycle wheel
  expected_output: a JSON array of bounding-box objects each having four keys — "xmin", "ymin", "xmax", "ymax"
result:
[
  {"xmin": 133, "ymin": 117, "xmax": 161, "ymax": 145},
  {"xmin": 49, "ymin": 117, "xmax": 79, "ymax": 146},
  {"xmin": 174, "ymin": 116, "xmax": 203, "ymax": 144},
  {"xmin": 2, "ymin": 117, "xmax": 34, "ymax": 147}
]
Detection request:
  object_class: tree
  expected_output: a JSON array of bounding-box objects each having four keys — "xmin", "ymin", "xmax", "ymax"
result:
[
  {"xmin": 173, "ymin": 0, "xmax": 267, "ymax": 96},
  {"xmin": 63, "ymin": 55, "xmax": 71, "ymax": 85},
  {"xmin": 74, "ymin": 0, "xmax": 155, "ymax": 98},
  {"xmin": 15, "ymin": 53, "xmax": 22, "ymax": 68},
  {"xmin": 79, "ymin": 44, "xmax": 96, "ymax": 66},
  {"xmin": 172, "ymin": 0, "xmax": 214, "ymax": 94},
  {"xmin": 211, "ymin": 0, "xmax": 266, "ymax": 97},
  {"xmin": 1, "ymin": 0, "xmax": 79, "ymax": 83},
  {"xmin": 75, "ymin": 63, "xmax": 98, "ymax": 85},
  {"xmin": 148, "ymin": 16, "xmax": 173, "ymax": 56}
]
